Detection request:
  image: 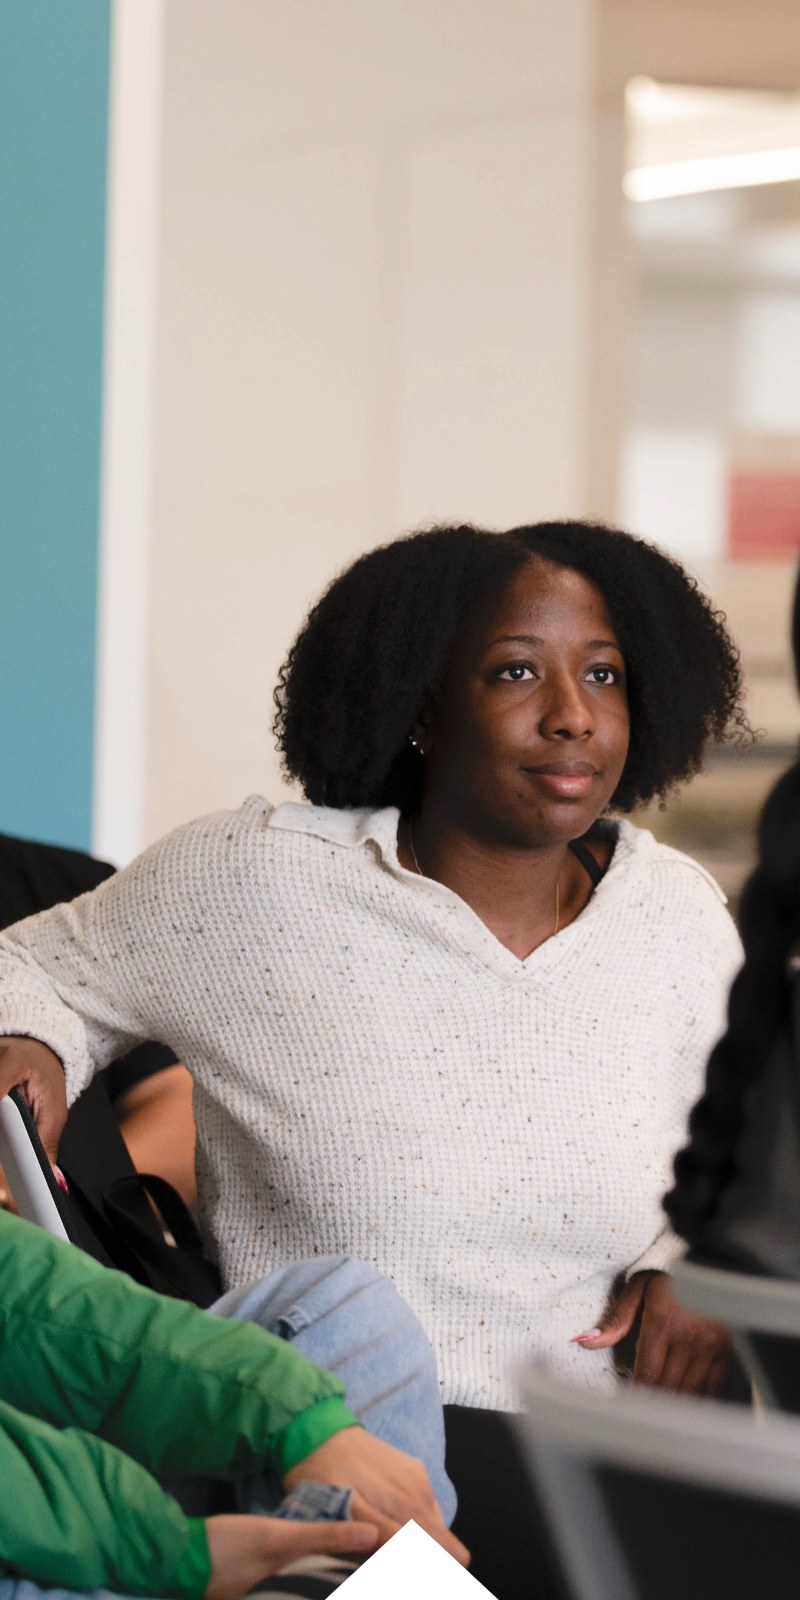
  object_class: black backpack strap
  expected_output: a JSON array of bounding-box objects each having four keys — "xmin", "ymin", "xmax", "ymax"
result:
[
  {"xmin": 59, "ymin": 1075, "xmax": 161, "ymax": 1238},
  {"xmin": 104, "ymin": 1173, "xmax": 222, "ymax": 1308},
  {"xmin": 568, "ymin": 837, "xmax": 605, "ymax": 889}
]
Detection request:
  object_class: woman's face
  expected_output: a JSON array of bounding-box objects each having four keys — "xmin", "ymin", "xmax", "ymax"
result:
[{"xmin": 419, "ymin": 557, "xmax": 630, "ymax": 848}]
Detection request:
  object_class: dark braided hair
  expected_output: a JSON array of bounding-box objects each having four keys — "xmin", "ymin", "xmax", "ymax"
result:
[
  {"xmin": 665, "ymin": 569, "xmax": 800, "ymax": 1246},
  {"xmin": 274, "ymin": 519, "xmax": 747, "ymax": 814}
]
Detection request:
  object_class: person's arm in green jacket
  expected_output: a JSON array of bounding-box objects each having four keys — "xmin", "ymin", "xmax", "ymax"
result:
[
  {"xmin": 0, "ymin": 1213, "xmax": 466, "ymax": 1592},
  {"xmin": 0, "ymin": 1397, "xmax": 211, "ymax": 1597},
  {"xmin": 0, "ymin": 1210, "xmax": 368, "ymax": 1597},
  {"xmin": 0, "ymin": 1210, "xmax": 359, "ymax": 1479}
]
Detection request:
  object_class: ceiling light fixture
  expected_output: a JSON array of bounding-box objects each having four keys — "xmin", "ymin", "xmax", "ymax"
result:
[{"xmin": 625, "ymin": 144, "xmax": 800, "ymax": 202}]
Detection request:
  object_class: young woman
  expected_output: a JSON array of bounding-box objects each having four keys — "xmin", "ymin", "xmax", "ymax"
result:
[{"xmin": 0, "ymin": 521, "xmax": 745, "ymax": 1583}]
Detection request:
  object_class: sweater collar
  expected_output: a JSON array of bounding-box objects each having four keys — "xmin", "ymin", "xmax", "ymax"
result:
[
  {"xmin": 267, "ymin": 801, "xmax": 401, "ymax": 857},
  {"xmin": 265, "ymin": 801, "xmax": 727, "ymax": 911}
]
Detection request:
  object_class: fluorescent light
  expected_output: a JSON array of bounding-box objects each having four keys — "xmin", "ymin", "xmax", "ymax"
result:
[{"xmin": 625, "ymin": 145, "xmax": 800, "ymax": 202}]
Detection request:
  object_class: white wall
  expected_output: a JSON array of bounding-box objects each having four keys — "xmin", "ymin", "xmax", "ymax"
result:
[{"xmin": 143, "ymin": 0, "xmax": 598, "ymax": 844}]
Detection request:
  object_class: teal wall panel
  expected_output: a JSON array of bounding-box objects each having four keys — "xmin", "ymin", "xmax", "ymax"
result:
[{"xmin": 0, "ymin": 0, "xmax": 111, "ymax": 850}]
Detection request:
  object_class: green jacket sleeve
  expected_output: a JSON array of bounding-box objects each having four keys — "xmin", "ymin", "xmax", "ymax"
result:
[
  {"xmin": 0, "ymin": 1211, "xmax": 360, "ymax": 1479},
  {"xmin": 0, "ymin": 1397, "xmax": 211, "ymax": 1597}
]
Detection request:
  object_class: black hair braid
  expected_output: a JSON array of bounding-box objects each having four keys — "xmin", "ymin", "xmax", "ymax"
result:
[{"xmin": 665, "ymin": 568, "xmax": 800, "ymax": 1245}]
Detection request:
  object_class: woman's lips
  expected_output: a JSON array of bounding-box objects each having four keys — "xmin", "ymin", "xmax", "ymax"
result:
[{"xmin": 525, "ymin": 762, "xmax": 598, "ymax": 799}]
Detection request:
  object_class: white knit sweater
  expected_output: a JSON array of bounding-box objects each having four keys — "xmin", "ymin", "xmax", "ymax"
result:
[{"xmin": 0, "ymin": 799, "xmax": 742, "ymax": 1409}]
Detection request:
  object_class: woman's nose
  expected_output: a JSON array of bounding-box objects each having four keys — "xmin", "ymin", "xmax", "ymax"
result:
[{"xmin": 539, "ymin": 676, "xmax": 594, "ymax": 740}]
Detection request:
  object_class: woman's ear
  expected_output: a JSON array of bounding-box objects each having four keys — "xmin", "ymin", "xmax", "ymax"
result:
[{"xmin": 408, "ymin": 706, "xmax": 433, "ymax": 759}]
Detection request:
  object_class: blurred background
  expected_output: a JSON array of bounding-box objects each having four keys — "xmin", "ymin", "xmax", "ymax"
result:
[{"xmin": 2, "ymin": 0, "xmax": 800, "ymax": 918}]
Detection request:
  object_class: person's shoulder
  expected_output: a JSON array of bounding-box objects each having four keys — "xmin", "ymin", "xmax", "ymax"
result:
[
  {"xmin": 610, "ymin": 820, "xmax": 743, "ymax": 965},
  {"xmin": 108, "ymin": 796, "xmax": 277, "ymax": 885},
  {"xmin": 124, "ymin": 796, "xmax": 392, "ymax": 876},
  {"xmin": 613, "ymin": 819, "xmax": 727, "ymax": 904}
]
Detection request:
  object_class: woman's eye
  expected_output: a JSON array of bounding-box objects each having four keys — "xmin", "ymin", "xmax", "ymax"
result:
[
  {"xmin": 498, "ymin": 665, "xmax": 534, "ymax": 681},
  {"xmin": 586, "ymin": 666, "xmax": 617, "ymax": 685}
]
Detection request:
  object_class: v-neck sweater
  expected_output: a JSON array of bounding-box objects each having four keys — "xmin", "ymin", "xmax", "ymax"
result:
[{"xmin": 0, "ymin": 798, "xmax": 742, "ymax": 1410}]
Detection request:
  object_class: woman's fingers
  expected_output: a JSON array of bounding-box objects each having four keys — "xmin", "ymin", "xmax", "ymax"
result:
[
  {"xmin": 573, "ymin": 1273, "xmax": 649, "ymax": 1349},
  {"xmin": 626, "ymin": 1274, "xmax": 732, "ymax": 1393},
  {"xmin": 654, "ymin": 1342, "xmax": 699, "ymax": 1393},
  {"xmin": 0, "ymin": 1038, "xmax": 67, "ymax": 1166},
  {"xmin": 703, "ymin": 1349, "xmax": 734, "ymax": 1399},
  {"xmin": 657, "ymin": 1330, "xmax": 732, "ymax": 1395},
  {"xmin": 574, "ymin": 1273, "xmax": 733, "ymax": 1396},
  {"xmin": 632, "ymin": 1318, "xmax": 670, "ymax": 1387}
]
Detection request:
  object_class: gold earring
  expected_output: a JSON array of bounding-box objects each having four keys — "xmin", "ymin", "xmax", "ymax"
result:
[{"xmin": 407, "ymin": 734, "xmax": 425, "ymax": 756}]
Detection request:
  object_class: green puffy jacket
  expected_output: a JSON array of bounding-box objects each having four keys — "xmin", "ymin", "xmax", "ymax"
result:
[{"xmin": 0, "ymin": 1210, "xmax": 359, "ymax": 1598}]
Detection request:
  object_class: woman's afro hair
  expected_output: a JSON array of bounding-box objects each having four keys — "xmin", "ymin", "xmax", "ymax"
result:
[{"xmin": 274, "ymin": 520, "xmax": 748, "ymax": 814}]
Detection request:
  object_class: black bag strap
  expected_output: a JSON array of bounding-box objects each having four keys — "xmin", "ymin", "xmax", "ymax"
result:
[
  {"xmin": 58, "ymin": 1075, "xmax": 162, "ymax": 1240},
  {"xmin": 58, "ymin": 1167, "xmax": 152, "ymax": 1282},
  {"xmin": 103, "ymin": 1173, "xmax": 222, "ymax": 1308},
  {"xmin": 568, "ymin": 837, "xmax": 606, "ymax": 889}
]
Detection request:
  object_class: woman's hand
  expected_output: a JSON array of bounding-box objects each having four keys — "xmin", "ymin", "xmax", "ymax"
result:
[
  {"xmin": 574, "ymin": 1270, "xmax": 732, "ymax": 1396},
  {"xmin": 284, "ymin": 1426, "xmax": 469, "ymax": 1566},
  {"xmin": 203, "ymin": 1509, "xmax": 378, "ymax": 1600},
  {"xmin": 0, "ymin": 1037, "xmax": 66, "ymax": 1166}
]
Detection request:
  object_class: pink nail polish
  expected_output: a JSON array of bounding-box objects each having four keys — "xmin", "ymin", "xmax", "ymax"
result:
[
  {"xmin": 54, "ymin": 1166, "xmax": 69, "ymax": 1194},
  {"xmin": 571, "ymin": 1328, "xmax": 601, "ymax": 1344}
]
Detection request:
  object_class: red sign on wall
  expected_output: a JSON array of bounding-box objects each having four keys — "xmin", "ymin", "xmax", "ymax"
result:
[{"xmin": 729, "ymin": 471, "xmax": 800, "ymax": 561}]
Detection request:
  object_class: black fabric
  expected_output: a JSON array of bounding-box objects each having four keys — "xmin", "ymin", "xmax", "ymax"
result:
[
  {"xmin": 567, "ymin": 837, "xmax": 604, "ymax": 888},
  {"xmin": 23, "ymin": 1078, "xmax": 221, "ymax": 1305},
  {"xmin": 103, "ymin": 1173, "xmax": 221, "ymax": 1307},
  {"xmin": 57, "ymin": 1159, "xmax": 220, "ymax": 1306},
  {"xmin": 103, "ymin": 1042, "xmax": 180, "ymax": 1104},
  {"xmin": 444, "ymin": 1406, "xmax": 567, "ymax": 1600},
  {"xmin": 567, "ymin": 821, "xmax": 617, "ymax": 891},
  {"xmin": 0, "ymin": 831, "xmax": 178, "ymax": 1098},
  {"xmin": 0, "ymin": 831, "xmax": 115, "ymax": 923},
  {"xmin": 598, "ymin": 1465, "xmax": 800, "ymax": 1600},
  {"xmin": 57, "ymin": 1080, "xmax": 220, "ymax": 1304},
  {"xmin": 696, "ymin": 970, "xmax": 800, "ymax": 1282},
  {"xmin": 250, "ymin": 1579, "xmax": 348, "ymax": 1597},
  {"xmin": 748, "ymin": 1331, "xmax": 800, "ymax": 1413},
  {"xmin": 680, "ymin": 954, "xmax": 800, "ymax": 1411},
  {"xmin": 58, "ymin": 1075, "xmax": 147, "ymax": 1211}
]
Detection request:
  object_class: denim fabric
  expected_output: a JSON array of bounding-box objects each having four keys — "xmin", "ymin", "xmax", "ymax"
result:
[
  {"xmin": 274, "ymin": 1482, "xmax": 353, "ymax": 1522},
  {"xmin": 212, "ymin": 1255, "xmax": 456, "ymax": 1525}
]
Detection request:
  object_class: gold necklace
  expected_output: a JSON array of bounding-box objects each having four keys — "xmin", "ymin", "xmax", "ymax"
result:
[
  {"xmin": 408, "ymin": 818, "xmax": 424, "ymax": 878},
  {"xmin": 407, "ymin": 820, "xmax": 562, "ymax": 936}
]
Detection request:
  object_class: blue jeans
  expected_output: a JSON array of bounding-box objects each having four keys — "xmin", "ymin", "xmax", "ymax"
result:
[{"xmin": 0, "ymin": 1255, "xmax": 454, "ymax": 1600}]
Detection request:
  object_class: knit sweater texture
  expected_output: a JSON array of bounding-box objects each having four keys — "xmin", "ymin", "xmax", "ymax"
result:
[{"xmin": 0, "ymin": 798, "xmax": 742, "ymax": 1410}]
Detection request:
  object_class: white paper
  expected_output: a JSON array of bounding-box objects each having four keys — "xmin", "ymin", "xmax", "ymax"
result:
[{"xmin": 337, "ymin": 1520, "xmax": 497, "ymax": 1598}]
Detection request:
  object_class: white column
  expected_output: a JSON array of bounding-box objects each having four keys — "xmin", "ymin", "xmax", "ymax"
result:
[{"xmin": 92, "ymin": 0, "xmax": 164, "ymax": 865}]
